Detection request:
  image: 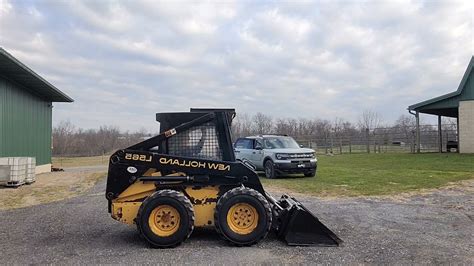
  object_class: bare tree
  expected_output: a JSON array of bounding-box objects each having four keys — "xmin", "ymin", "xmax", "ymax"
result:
[
  {"xmin": 358, "ymin": 110, "xmax": 382, "ymax": 130},
  {"xmin": 53, "ymin": 110, "xmax": 448, "ymax": 157},
  {"xmin": 98, "ymin": 125, "xmax": 121, "ymax": 155},
  {"xmin": 274, "ymin": 118, "xmax": 287, "ymax": 135},
  {"xmin": 52, "ymin": 121, "xmax": 148, "ymax": 156},
  {"xmin": 232, "ymin": 113, "xmax": 253, "ymax": 138},
  {"xmin": 441, "ymin": 117, "xmax": 457, "ymax": 131},
  {"xmin": 52, "ymin": 120, "xmax": 76, "ymax": 155},
  {"xmin": 394, "ymin": 115, "xmax": 416, "ymax": 139},
  {"xmin": 252, "ymin": 113, "xmax": 273, "ymax": 134}
]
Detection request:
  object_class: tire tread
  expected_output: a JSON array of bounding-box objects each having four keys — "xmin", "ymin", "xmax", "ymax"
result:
[
  {"xmin": 214, "ymin": 187, "xmax": 272, "ymax": 246},
  {"xmin": 136, "ymin": 189, "xmax": 194, "ymax": 248}
]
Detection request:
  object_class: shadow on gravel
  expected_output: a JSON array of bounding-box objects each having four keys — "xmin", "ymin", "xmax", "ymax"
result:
[{"xmin": 189, "ymin": 228, "xmax": 283, "ymax": 246}]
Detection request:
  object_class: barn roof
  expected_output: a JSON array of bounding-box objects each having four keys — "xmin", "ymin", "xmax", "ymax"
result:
[
  {"xmin": 0, "ymin": 47, "xmax": 73, "ymax": 102},
  {"xmin": 408, "ymin": 56, "xmax": 474, "ymax": 117}
]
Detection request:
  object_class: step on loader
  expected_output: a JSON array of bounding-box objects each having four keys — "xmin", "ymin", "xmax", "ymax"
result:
[{"xmin": 105, "ymin": 108, "xmax": 342, "ymax": 248}]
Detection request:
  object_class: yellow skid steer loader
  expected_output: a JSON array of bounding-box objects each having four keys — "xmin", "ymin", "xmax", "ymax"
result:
[{"xmin": 106, "ymin": 108, "xmax": 342, "ymax": 248}]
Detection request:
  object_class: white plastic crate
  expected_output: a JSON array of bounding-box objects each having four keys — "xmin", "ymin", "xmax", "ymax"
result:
[
  {"xmin": 0, "ymin": 166, "xmax": 11, "ymax": 183},
  {"xmin": 0, "ymin": 157, "xmax": 28, "ymax": 187},
  {"xmin": 25, "ymin": 157, "xmax": 36, "ymax": 184}
]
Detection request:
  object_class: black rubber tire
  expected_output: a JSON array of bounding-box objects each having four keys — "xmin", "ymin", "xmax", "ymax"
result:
[
  {"xmin": 214, "ymin": 187, "xmax": 272, "ymax": 246},
  {"xmin": 304, "ymin": 171, "xmax": 316, "ymax": 177},
  {"xmin": 264, "ymin": 160, "xmax": 276, "ymax": 179},
  {"xmin": 136, "ymin": 189, "xmax": 194, "ymax": 248}
]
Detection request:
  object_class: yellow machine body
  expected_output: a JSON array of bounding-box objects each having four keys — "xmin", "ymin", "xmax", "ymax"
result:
[{"xmin": 111, "ymin": 171, "xmax": 219, "ymax": 227}]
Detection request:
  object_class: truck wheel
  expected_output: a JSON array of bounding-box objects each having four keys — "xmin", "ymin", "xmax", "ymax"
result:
[
  {"xmin": 264, "ymin": 160, "xmax": 276, "ymax": 179},
  {"xmin": 304, "ymin": 171, "xmax": 316, "ymax": 177},
  {"xmin": 214, "ymin": 187, "xmax": 272, "ymax": 246},
  {"xmin": 136, "ymin": 190, "xmax": 194, "ymax": 248}
]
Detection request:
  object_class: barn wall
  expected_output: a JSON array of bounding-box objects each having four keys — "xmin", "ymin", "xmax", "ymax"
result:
[
  {"xmin": 0, "ymin": 75, "xmax": 52, "ymax": 165},
  {"xmin": 459, "ymin": 100, "xmax": 474, "ymax": 154}
]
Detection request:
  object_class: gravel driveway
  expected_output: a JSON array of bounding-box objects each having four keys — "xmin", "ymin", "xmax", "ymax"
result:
[{"xmin": 0, "ymin": 178, "xmax": 472, "ymax": 264}]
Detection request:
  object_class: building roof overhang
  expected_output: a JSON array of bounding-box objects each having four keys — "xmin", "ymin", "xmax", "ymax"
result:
[
  {"xmin": 408, "ymin": 56, "xmax": 473, "ymax": 117},
  {"xmin": 0, "ymin": 48, "xmax": 73, "ymax": 102}
]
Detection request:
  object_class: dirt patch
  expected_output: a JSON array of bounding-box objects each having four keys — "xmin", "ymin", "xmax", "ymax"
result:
[{"xmin": 0, "ymin": 170, "xmax": 105, "ymax": 210}]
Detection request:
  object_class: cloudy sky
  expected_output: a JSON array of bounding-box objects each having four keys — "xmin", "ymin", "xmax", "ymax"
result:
[{"xmin": 0, "ymin": 0, "xmax": 472, "ymax": 131}]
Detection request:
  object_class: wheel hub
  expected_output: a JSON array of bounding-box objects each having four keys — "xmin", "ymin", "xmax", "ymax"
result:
[
  {"xmin": 227, "ymin": 203, "xmax": 258, "ymax": 235},
  {"xmin": 148, "ymin": 205, "xmax": 180, "ymax": 237}
]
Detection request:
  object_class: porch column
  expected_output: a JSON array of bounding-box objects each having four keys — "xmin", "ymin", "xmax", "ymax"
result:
[
  {"xmin": 438, "ymin": 115, "xmax": 442, "ymax": 153},
  {"xmin": 456, "ymin": 115, "xmax": 460, "ymax": 153},
  {"xmin": 416, "ymin": 111, "xmax": 420, "ymax": 153}
]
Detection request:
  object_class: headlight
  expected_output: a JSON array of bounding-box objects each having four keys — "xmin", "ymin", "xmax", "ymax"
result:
[{"xmin": 276, "ymin": 153, "xmax": 288, "ymax": 160}]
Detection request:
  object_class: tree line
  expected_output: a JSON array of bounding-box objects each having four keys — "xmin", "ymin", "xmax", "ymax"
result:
[
  {"xmin": 53, "ymin": 111, "xmax": 457, "ymax": 156},
  {"xmin": 52, "ymin": 120, "xmax": 151, "ymax": 156},
  {"xmin": 233, "ymin": 111, "xmax": 456, "ymax": 153},
  {"xmin": 232, "ymin": 111, "xmax": 381, "ymax": 139}
]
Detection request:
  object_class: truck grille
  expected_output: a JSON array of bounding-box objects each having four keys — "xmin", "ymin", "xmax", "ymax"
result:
[{"xmin": 280, "ymin": 153, "xmax": 313, "ymax": 160}]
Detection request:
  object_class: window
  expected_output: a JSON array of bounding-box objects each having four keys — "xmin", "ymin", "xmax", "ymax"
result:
[
  {"xmin": 168, "ymin": 122, "xmax": 223, "ymax": 160},
  {"xmin": 263, "ymin": 136, "xmax": 300, "ymax": 149},
  {"xmin": 255, "ymin": 139, "xmax": 263, "ymax": 149},
  {"xmin": 235, "ymin": 138, "xmax": 253, "ymax": 149}
]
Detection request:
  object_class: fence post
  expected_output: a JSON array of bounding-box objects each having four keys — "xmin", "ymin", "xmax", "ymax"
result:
[
  {"xmin": 330, "ymin": 135, "xmax": 334, "ymax": 154},
  {"xmin": 373, "ymin": 132, "xmax": 377, "ymax": 154},
  {"xmin": 339, "ymin": 139, "xmax": 342, "ymax": 154},
  {"xmin": 366, "ymin": 128, "xmax": 370, "ymax": 153}
]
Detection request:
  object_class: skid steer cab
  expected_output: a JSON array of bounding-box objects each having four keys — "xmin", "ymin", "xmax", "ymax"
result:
[{"xmin": 105, "ymin": 108, "xmax": 342, "ymax": 248}]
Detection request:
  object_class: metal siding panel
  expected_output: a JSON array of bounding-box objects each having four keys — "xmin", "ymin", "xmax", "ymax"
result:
[
  {"xmin": 0, "ymin": 78, "xmax": 4, "ymax": 152},
  {"xmin": 0, "ymin": 76, "xmax": 52, "ymax": 165}
]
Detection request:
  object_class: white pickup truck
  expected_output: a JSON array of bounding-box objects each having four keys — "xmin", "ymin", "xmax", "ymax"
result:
[{"xmin": 234, "ymin": 135, "xmax": 317, "ymax": 178}]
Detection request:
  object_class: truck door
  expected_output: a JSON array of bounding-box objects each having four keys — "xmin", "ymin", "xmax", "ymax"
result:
[
  {"xmin": 234, "ymin": 138, "xmax": 254, "ymax": 162},
  {"xmin": 249, "ymin": 139, "xmax": 265, "ymax": 169}
]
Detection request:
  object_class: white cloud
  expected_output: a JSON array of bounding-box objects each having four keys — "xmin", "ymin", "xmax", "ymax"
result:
[
  {"xmin": 0, "ymin": 0, "xmax": 12, "ymax": 14},
  {"xmin": 0, "ymin": 0, "xmax": 472, "ymax": 131}
]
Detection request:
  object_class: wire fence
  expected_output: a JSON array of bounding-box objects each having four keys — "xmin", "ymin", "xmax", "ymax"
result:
[{"xmin": 296, "ymin": 124, "xmax": 458, "ymax": 154}]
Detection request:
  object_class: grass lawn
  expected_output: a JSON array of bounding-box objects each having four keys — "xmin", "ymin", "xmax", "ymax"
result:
[
  {"xmin": 261, "ymin": 153, "xmax": 474, "ymax": 196},
  {"xmin": 51, "ymin": 153, "xmax": 473, "ymax": 197},
  {"xmin": 52, "ymin": 155, "xmax": 109, "ymax": 168}
]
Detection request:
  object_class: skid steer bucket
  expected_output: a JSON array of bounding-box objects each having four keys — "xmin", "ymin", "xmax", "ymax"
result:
[{"xmin": 274, "ymin": 195, "xmax": 342, "ymax": 246}]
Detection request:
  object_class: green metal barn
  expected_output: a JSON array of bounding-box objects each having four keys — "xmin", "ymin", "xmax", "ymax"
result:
[{"xmin": 0, "ymin": 48, "xmax": 73, "ymax": 173}]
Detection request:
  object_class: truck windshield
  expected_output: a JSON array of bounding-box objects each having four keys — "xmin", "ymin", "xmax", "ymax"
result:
[{"xmin": 263, "ymin": 137, "xmax": 300, "ymax": 149}]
